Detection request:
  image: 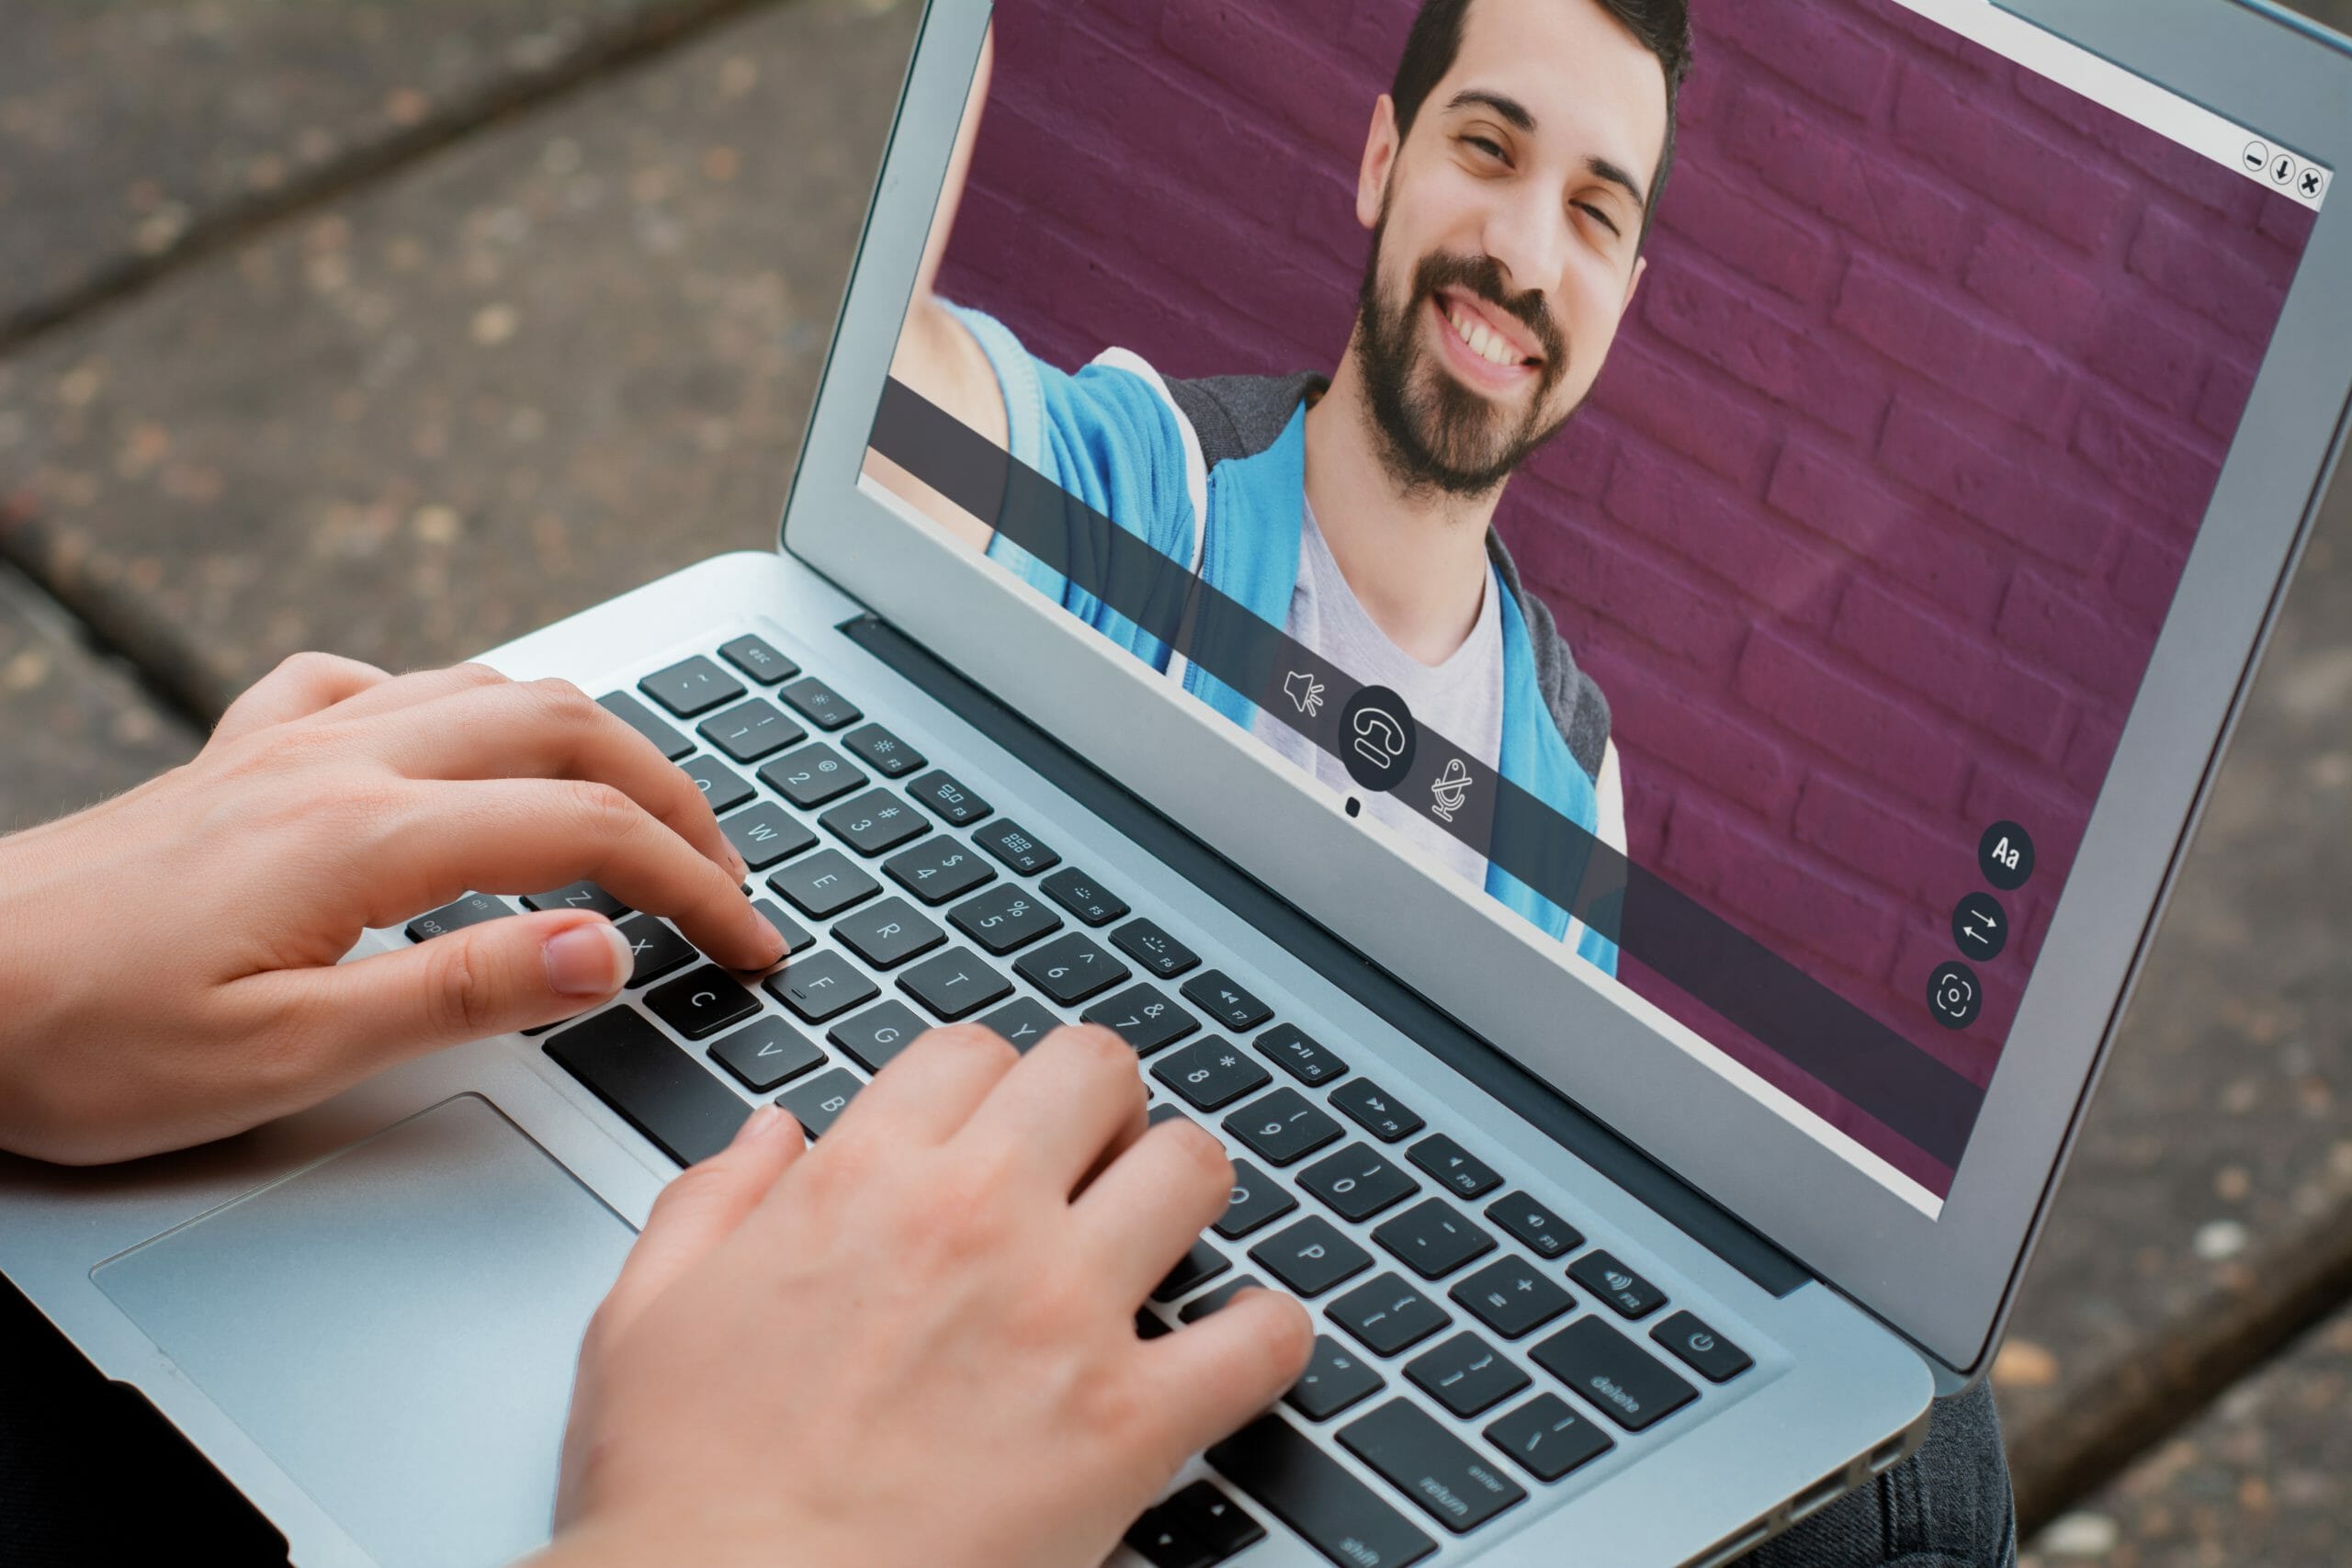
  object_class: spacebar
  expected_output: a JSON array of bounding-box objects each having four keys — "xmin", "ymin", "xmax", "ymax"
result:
[
  {"xmin": 544, "ymin": 1007, "xmax": 752, "ymax": 1168},
  {"xmin": 1208, "ymin": 1415, "xmax": 1436, "ymax": 1568}
]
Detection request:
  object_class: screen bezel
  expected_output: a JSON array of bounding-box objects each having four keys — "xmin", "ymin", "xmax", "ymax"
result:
[{"xmin": 777, "ymin": 0, "xmax": 2352, "ymax": 1373}]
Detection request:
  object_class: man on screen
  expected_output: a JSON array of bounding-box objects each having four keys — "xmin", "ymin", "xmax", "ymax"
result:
[{"xmin": 881, "ymin": 0, "xmax": 1690, "ymax": 976}]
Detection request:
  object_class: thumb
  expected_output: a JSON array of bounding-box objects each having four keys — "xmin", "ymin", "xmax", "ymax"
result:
[{"xmin": 594, "ymin": 1104, "xmax": 805, "ymax": 1341}]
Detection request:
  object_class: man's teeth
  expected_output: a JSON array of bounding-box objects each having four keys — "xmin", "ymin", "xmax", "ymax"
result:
[{"xmin": 1447, "ymin": 306, "xmax": 1525, "ymax": 369}]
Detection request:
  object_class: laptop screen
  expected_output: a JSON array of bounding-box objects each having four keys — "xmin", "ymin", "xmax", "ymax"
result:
[{"xmin": 858, "ymin": 0, "xmax": 2327, "ymax": 1210}]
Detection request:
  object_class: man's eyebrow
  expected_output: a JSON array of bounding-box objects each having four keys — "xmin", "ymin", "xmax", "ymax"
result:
[{"xmin": 1587, "ymin": 155, "xmax": 1648, "ymax": 211}]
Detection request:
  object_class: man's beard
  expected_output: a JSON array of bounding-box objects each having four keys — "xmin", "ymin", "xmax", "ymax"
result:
[{"xmin": 1353, "ymin": 212, "xmax": 1577, "ymax": 500}]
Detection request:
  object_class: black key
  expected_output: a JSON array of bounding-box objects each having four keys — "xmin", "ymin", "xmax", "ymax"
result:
[
  {"xmin": 820, "ymin": 788, "xmax": 930, "ymax": 856},
  {"xmin": 1328, "ymin": 1274, "xmax": 1450, "ymax": 1357},
  {"xmin": 1136, "ymin": 1308, "xmax": 1172, "ymax": 1341},
  {"xmin": 1568, "ymin": 1250, "xmax": 1668, "ymax": 1320},
  {"xmin": 833, "ymin": 897, "xmax": 946, "ymax": 970},
  {"xmin": 1407, "ymin": 1135, "xmax": 1501, "ymax": 1201},
  {"xmin": 1151, "ymin": 1481, "xmax": 1266, "ymax": 1564},
  {"xmin": 1330, "ymin": 1078, "xmax": 1424, "ymax": 1144},
  {"xmin": 1255, "ymin": 1022, "xmax": 1348, "ymax": 1087},
  {"xmin": 644, "ymin": 964, "xmax": 762, "ymax": 1042},
  {"xmin": 599, "ymin": 690, "xmax": 692, "ymax": 760},
  {"xmin": 1153, "ymin": 1239, "xmax": 1231, "ymax": 1303},
  {"xmin": 523, "ymin": 882, "xmax": 628, "ymax": 919},
  {"xmin": 1284, "ymin": 1337, "xmax": 1387, "ymax": 1423},
  {"xmin": 1299, "ymin": 1145, "xmax": 1419, "ymax": 1223},
  {"xmin": 722, "ymin": 801, "xmax": 818, "ymax": 872},
  {"xmin": 884, "ymin": 838, "xmax": 996, "ymax": 906},
  {"xmin": 1153, "ymin": 1036, "xmax": 1273, "ymax": 1111},
  {"xmin": 1373, "ymin": 1200, "xmax": 1496, "ymax": 1280},
  {"xmin": 1214, "ymin": 1159, "xmax": 1298, "ymax": 1240},
  {"xmin": 683, "ymin": 755, "xmax": 756, "ymax": 817},
  {"xmin": 1450, "ymin": 1258, "xmax": 1575, "ymax": 1340},
  {"xmin": 405, "ymin": 893, "xmax": 512, "ymax": 942},
  {"xmin": 639, "ymin": 655, "xmax": 744, "ymax": 718},
  {"xmin": 1530, "ymin": 1317, "xmax": 1697, "ymax": 1432},
  {"xmin": 906, "ymin": 769, "xmax": 991, "ymax": 828},
  {"xmin": 1485, "ymin": 1192, "xmax": 1583, "ymax": 1262},
  {"xmin": 1124, "ymin": 1505, "xmax": 1215, "ymax": 1568},
  {"xmin": 763, "ymin": 949, "xmax": 879, "ymax": 1023},
  {"xmin": 718, "ymin": 634, "xmax": 797, "ymax": 685},
  {"xmin": 1248, "ymin": 1216, "xmax": 1372, "ymax": 1298},
  {"xmin": 1111, "ymin": 919, "xmax": 1199, "ymax": 979},
  {"xmin": 1338, "ymin": 1398, "xmax": 1527, "ymax": 1534},
  {"xmin": 1207, "ymin": 1415, "xmax": 1435, "ymax": 1568},
  {"xmin": 948, "ymin": 883, "xmax": 1061, "ymax": 954},
  {"xmin": 768, "ymin": 849, "xmax": 879, "ymax": 919},
  {"xmin": 750, "ymin": 898, "xmax": 815, "ymax": 957},
  {"xmin": 899, "ymin": 946, "xmax": 1014, "ymax": 1021},
  {"xmin": 972, "ymin": 818, "xmax": 1059, "ymax": 875},
  {"xmin": 1404, "ymin": 1330, "xmax": 1530, "ymax": 1418},
  {"xmin": 840, "ymin": 722, "xmax": 924, "ymax": 779},
  {"xmin": 1148, "ymin": 1102, "xmax": 1201, "ymax": 1130},
  {"xmin": 1040, "ymin": 866, "xmax": 1127, "ymax": 926},
  {"xmin": 708, "ymin": 1016, "xmax": 825, "ymax": 1094},
  {"xmin": 1181, "ymin": 971, "xmax": 1272, "ymax": 1032},
  {"xmin": 828, "ymin": 999, "xmax": 932, "ymax": 1074},
  {"xmin": 1178, "ymin": 1274, "xmax": 1265, "ymax": 1325},
  {"xmin": 978, "ymin": 997, "xmax": 1060, "ymax": 1053},
  {"xmin": 1651, "ymin": 1311, "xmax": 1753, "ymax": 1383},
  {"xmin": 546, "ymin": 1008, "xmax": 751, "ymax": 1167},
  {"xmin": 1484, "ymin": 1393, "xmax": 1614, "ymax": 1483},
  {"xmin": 780, "ymin": 675, "xmax": 860, "ymax": 730},
  {"xmin": 1224, "ymin": 1088, "xmax": 1343, "ymax": 1167},
  {"xmin": 759, "ymin": 743, "xmax": 866, "ymax": 809},
  {"xmin": 696, "ymin": 696, "xmax": 804, "ymax": 764},
  {"xmin": 776, "ymin": 1066, "xmax": 865, "ymax": 1139},
  {"xmin": 613, "ymin": 914, "xmax": 696, "ymax": 988},
  {"xmin": 1080, "ymin": 984, "xmax": 1199, "ymax": 1055},
  {"xmin": 1014, "ymin": 931, "xmax": 1129, "ymax": 1006}
]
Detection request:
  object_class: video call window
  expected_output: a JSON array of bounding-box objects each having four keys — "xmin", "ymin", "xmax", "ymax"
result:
[{"xmin": 862, "ymin": 0, "xmax": 2324, "ymax": 1204}]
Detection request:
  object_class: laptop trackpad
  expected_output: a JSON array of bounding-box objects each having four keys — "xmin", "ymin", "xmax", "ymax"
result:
[{"xmin": 92, "ymin": 1094, "xmax": 637, "ymax": 1568}]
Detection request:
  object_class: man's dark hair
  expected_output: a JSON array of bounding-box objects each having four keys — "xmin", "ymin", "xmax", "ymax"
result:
[{"xmin": 1388, "ymin": 0, "xmax": 1693, "ymax": 246}]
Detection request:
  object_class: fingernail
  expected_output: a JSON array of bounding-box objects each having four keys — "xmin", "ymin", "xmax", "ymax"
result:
[
  {"xmin": 546, "ymin": 920, "xmax": 631, "ymax": 997},
  {"xmin": 752, "ymin": 905, "xmax": 790, "ymax": 959},
  {"xmin": 737, "ymin": 1105, "xmax": 787, "ymax": 1144}
]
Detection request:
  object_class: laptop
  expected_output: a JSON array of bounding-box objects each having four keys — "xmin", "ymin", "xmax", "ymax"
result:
[{"xmin": 3, "ymin": 0, "xmax": 2346, "ymax": 1562}]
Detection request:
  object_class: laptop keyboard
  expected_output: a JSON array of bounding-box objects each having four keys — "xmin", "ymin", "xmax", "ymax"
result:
[{"xmin": 404, "ymin": 633, "xmax": 1763, "ymax": 1566}]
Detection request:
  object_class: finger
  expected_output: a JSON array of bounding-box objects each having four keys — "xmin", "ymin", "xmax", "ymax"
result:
[
  {"xmin": 953, "ymin": 1026, "xmax": 1146, "ymax": 1193},
  {"xmin": 1069, "ymin": 1117, "xmax": 1235, "ymax": 1304},
  {"xmin": 211, "ymin": 652, "xmax": 392, "ymax": 745},
  {"xmin": 1133, "ymin": 1289, "xmax": 1316, "ymax": 1461},
  {"xmin": 299, "ymin": 660, "xmax": 511, "ymax": 724},
  {"xmin": 825, "ymin": 1023, "xmax": 1022, "ymax": 1150},
  {"xmin": 593, "ymin": 1105, "xmax": 805, "ymax": 1342}
]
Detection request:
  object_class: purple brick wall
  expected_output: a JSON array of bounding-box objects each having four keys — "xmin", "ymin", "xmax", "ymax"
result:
[{"xmin": 933, "ymin": 0, "xmax": 2317, "ymax": 1189}]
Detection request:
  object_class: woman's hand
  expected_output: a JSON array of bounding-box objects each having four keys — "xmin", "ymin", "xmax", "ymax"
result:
[{"xmin": 0, "ymin": 653, "xmax": 783, "ymax": 1164}]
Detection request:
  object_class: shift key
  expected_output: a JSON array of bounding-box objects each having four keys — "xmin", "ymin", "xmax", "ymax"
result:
[{"xmin": 1207, "ymin": 1414, "xmax": 1435, "ymax": 1568}]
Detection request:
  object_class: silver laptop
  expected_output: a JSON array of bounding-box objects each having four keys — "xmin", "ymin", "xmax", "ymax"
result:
[{"xmin": 4, "ymin": 0, "xmax": 2346, "ymax": 1562}]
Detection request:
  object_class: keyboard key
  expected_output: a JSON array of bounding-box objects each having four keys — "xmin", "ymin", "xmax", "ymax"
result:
[
  {"xmin": 683, "ymin": 755, "xmax": 756, "ymax": 816},
  {"xmin": 1125, "ymin": 1501, "xmax": 1226, "ymax": 1568},
  {"xmin": 1338, "ymin": 1398, "xmax": 1526, "ymax": 1534},
  {"xmin": 1136, "ymin": 1308, "xmax": 1172, "ymax": 1341},
  {"xmin": 1224, "ymin": 1089, "xmax": 1343, "ymax": 1168},
  {"xmin": 820, "ymin": 788, "xmax": 930, "ymax": 856},
  {"xmin": 546, "ymin": 1008, "xmax": 755, "ymax": 1168},
  {"xmin": 639, "ymin": 655, "xmax": 743, "ymax": 718},
  {"xmin": 1248, "ymin": 1216, "xmax": 1372, "ymax": 1298},
  {"xmin": 1153, "ymin": 1037, "xmax": 1272, "ymax": 1111},
  {"xmin": 972, "ymin": 818, "xmax": 1059, "ymax": 875},
  {"xmin": 708, "ymin": 1017, "xmax": 825, "ymax": 1093},
  {"xmin": 1484, "ymin": 1394, "xmax": 1613, "ymax": 1483},
  {"xmin": 1330, "ymin": 1078, "xmax": 1424, "ymax": 1144},
  {"xmin": 1209, "ymin": 1415, "xmax": 1435, "ymax": 1568},
  {"xmin": 1530, "ymin": 1317, "xmax": 1697, "ymax": 1432},
  {"xmin": 1255, "ymin": 1022, "xmax": 1348, "ymax": 1087},
  {"xmin": 1111, "ymin": 919, "xmax": 1199, "ymax": 979},
  {"xmin": 696, "ymin": 697, "xmax": 804, "ymax": 764},
  {"xmin": 768, "ymin": 850, "xmax": 880, "ymax": 919},
  {"xmin": 947, "ymin": 884, "xmax": 1062, "ymax": 953},
  {"xmin": 1449, "ymin": 1258, "xmax": 1575, "ymax": 1340},
  {"xmin": 1136, "ymin": 1480, "xmax": 1265, "ymax": 1566},
  {"xmin": 1568, "ymin": 1250, "xmax": 1668, "ymax": 1320},
  {"xmin": 1152, "ymin": 1239, "xmax": 1230, "ymax": 1303},
  {"xmin": 780, "ymin": 675, "xmax": 860, "ymax": 730},
  {"xmin": 1373, "ymin": 1200, "xmax": 1495, "ymax": 1280},
  {"xmin": 759, "ymin": 743, "xmax": 866, "ymax": 810},
  {"xmin": 1485, "ymin": 1192, "xmax": 1583, "ymax": 1261},
  {"xmin": 1407, "ymin": 1134, "xmax": 1500, "ymax": 1200},
  {"xmin": 613, "ymin": 914, "xmax": 696, "ymax": 988},
  {"xmin": 840, "ymin": 722, "xmax": 924, "ymax": 779},
  {"xmin": 405, "ymin": 893, "xmax": 512, "ymax": 942},
  {"xmin": 523, "ymin": 881, "xmax": 628, "ymax": 919},
  {"xmin": 1080, "ymin": 984, "xmax": 1199, "ymax": 1055},
  {"xmin": 1214, "ymin": 1160, "xmax": 1298, "ymax": 1240},
  {"xmin": 899, "ymin": 946, "xmax": 1014, "ymax": 1021},
  {"xmin": 884, "ymin": 838, "xmax": 996, "ymax": 906},
  {"xmin": 1299, "ymin": 1145, "xmax": 1419, "ymax": 1222},
  {"xmin": 1014, "ymin": 931, "xmax": 1129, "ymax": 1006},
  {"xmin": 828, "ymin": 999, "xmax": 932, "ymax": 1075},
  {"xmin": 833, "ymin": 897, "xmax": 946, "ymax": 970},
  {"xmin": 1148, "ymin": 1103, "xmax": 1200, "ymax": 1130},
  {"xmin": 763, "ymin": 949, "xmax": 879, "ymax": 1023},
  {"xmin": 718, "ymin": 634, "xmax": 797, "ymax": 685},
  {"xmin": 776, "ymin": 1066, "xmax": 865, "ymax": 1139},
  {"xmin": 907, "ymin": 769, "xmax": 991, "ymax": 827},
  {"xmin": 644, "ymin": 964, "xmax": 762, "ymax": 1042},
  {"xmin": 1179, "ymin": 971, "xmax": 1272, "ymax": 1032},
  {"xmin": 1040, "ymin": 866, "xmax": 1127, "ymax": 926},
  {"xmin": 750, "ymin": 898, "xmax": 815, "ymax": 957},
  {"xmin": 1651, "ymin": 1311, "xmax": 1753, "ymax": 1383},
  {"xmin": 1177, "ymin": 1275, "xmax": 1264, "ymax": 1325},
  {"xmin": 722, "ymin": 800, "xmax": 817, "ymax": 872},
  {"xmin": 1404, "ymin": 1330, "xmax": 1531, "ymax": 1419},
  {"xmin": 1284, "ymin": 1337, "xmax": 1386, "ymax": 1423},
  {"xmin": 978, "ymin": 997, "xmax": 1060, "ymax": 1053},
  {"xmin": 1329, "ymin": 1274, "xmax": 1450, "ymax": 1357},
  {"xmin": 599, "ymin": 690, "xmax": 692, "ymax": 760}
]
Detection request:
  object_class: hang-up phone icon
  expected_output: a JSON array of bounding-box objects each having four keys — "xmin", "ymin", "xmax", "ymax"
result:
[
  {"xmin": 1338, "ymin": 684, "xmax": 1418, "ymax": 793},
  {"xmin": 1352, "ymin": 706, "xmax": 1408, "ymax": 770}
]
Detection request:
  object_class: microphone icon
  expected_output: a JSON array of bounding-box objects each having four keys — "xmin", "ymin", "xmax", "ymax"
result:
[{"xmin": 1430, "ymin": 759, "xmax": 1473, "ymax": 822}]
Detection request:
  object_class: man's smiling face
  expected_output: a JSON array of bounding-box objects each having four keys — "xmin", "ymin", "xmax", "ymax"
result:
[{"xmin": 1351, "ymin": 0, "xmax": 1670, "ymax": 498}]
